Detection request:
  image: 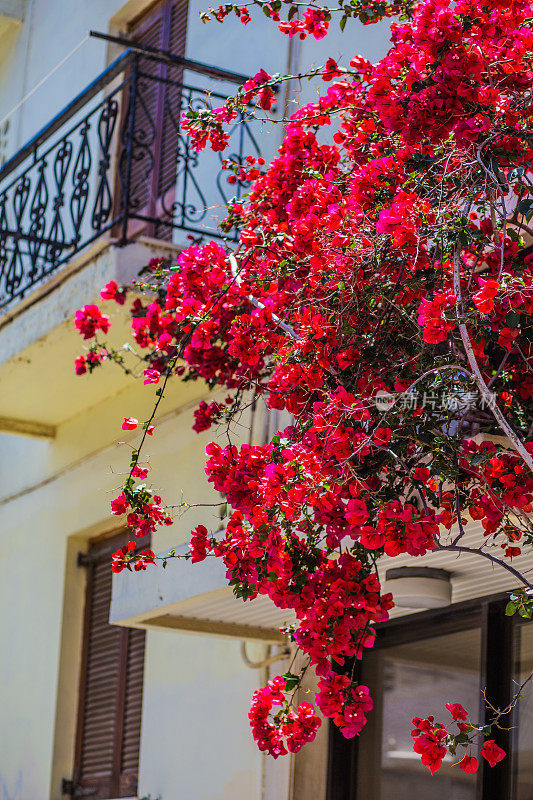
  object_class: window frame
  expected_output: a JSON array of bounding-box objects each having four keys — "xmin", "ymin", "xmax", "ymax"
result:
[
  {"xmin": 72, "ymin": 532, "xmax": 149, "ymax": 800},
  {"xmin": 118, "ymin": 0, "xmax": 189, "ymax": 241},
  {"xmin": 327, "ymin": 593, "xmax": 518, "ymax": 800}
]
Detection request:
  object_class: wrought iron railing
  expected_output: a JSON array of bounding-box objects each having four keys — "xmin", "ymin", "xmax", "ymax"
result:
[{"xmin": 0, "ymin": 49, "xmax": 261, "ymax": 309}]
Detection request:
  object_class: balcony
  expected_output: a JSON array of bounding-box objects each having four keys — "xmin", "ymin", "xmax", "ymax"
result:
[
  {"xmin": 0, "ymin": 47, "xmax": 259, "ymax": 310},
  {"xmin": 0, "ymin": 47, "xmax": 262, "ymax": 432}
]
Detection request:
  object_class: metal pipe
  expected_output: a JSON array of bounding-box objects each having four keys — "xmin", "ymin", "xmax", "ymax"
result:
[{"xmin": 240, "ymin": 641, "xmax": 290, "ymax": 669}]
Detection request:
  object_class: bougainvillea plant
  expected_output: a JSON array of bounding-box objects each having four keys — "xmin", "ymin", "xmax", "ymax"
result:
[{"xmin": 75, "ymin": 0, "xmax": 533, "ymax": 771}]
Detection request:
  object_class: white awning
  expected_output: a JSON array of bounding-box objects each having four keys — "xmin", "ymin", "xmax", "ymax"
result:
[{"xmin": 110, "ymin": 546, "xmax": 293, "ymax": 643}]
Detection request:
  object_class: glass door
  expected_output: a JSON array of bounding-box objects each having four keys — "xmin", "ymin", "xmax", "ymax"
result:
[{"xmin": 356, "ymin": 626, "xmax": 482, "ymax": 800}]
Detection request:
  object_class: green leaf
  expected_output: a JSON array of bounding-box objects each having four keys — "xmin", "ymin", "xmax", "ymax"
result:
[
  {"xmin": 505, "ymin": 601, "xmax": 518, "ymax": 616},
  {"xmin": 517, "ymin": 199, "xmax": 533, "ymax": 217},
  {"xmin": 339, "ymin": 13, "xmax": 347, "ymax": 30},
  {"xmin": 284, "ymin": 676, "xmax": 299, "ymax": 690}
]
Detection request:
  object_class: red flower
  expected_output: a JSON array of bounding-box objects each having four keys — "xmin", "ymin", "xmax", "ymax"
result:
[
  {"xmin": 498, "ymin": 328, "xmax": 518, "ymax": 351},
  {"xmin": 459, "ymin": 754, "xmax": 478, "ymax": 774},
  {"xmin": 413, "ymin": 467, "xmax": 430, "ymax": 482},
  {"xmin": 100, "ymin": 280, "xmax": 127, "ymax": 305},
  {"xmin": 190, "ymin": 524, "xmax": 210, "ymax": 563},
  {"xmin": 481, "ymin": 740, "xmax": 506, "ymax": 767},
  {"xmin": 505, "ymin": 546, "xmax": 521, "ymax": 558},
  {"xmin": 473, "ymin": 279, "xmax": 499, "ymax": 315},
  {"xmin": 445, "ymin": 702, "xmax": 468, "ymax": 721},
  {"xmin": 374, "ymin": 427, "xmax": 392, "ymax": 446},
  {"xmin": 323, "ymin": 58, "xmax": 343, "ymax": 81},
  {"xmin": 111, "ymin": 493, "xmax": 129, "ymax": 515},
  {"xmin": 74, "ymin": 304, "xmax": 111, "ymax": 339},
  {"xmin": 143, "ymin": 368, "xmax": 161, "ymax": 384},
  {"xmin": 74, "ymin": 355, "xmax": 87, "ymax": 375},
  {"xmin": 122, "ymin": 417, "xmax": 138, "ymax": 430}
]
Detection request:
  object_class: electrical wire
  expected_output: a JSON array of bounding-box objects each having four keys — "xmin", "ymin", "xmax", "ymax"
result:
[{"xmin": 0, "ymin": 34, "xmax": 91, "ymax": 130}]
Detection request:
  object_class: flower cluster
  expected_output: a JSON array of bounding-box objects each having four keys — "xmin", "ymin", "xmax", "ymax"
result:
[
  {"xmin": 74, "ymin": 304, "xmax": 110, "ymax": 339},
  {"xmin": 412, "ymin": 702, "xmax": 506, "ymax": 774},
  {"xmin": 111, "ymin": 540, "xmax": 156, "ymax": 573},
  {"xmin": 249, "ymin": 676, "xmax": 321, "ymax": 757},
  {"xmin": 76, "ymin": 0, "xmax": 533, "ymax": 768},
  {"xmin": 278, "ymin": 8, "xmax": 330, "ymax": 39},
  {"xmin": 74, "ymin": 349, "xmax": 106, "ymax": 375}
]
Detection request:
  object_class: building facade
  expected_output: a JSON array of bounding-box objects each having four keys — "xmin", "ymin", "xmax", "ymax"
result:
[{"xmin": 0, "ymin": 2, "xmax": 532, "ymax": 800}]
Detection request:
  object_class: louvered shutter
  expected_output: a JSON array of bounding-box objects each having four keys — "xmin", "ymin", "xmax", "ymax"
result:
[
  {"xmin": 158, "ymin": 1, "xmax": 189, "ymax": 198},
  {"xmin": 74, "ymin": 534, "xmax": 146, "ymax": 799},
  {"xmin": 127, "ymin": 0, "xmax": 189, "ymax": 239},
  {"xmin": 119, "ymin": 629, "xmax": 146, "ymax": 796}
]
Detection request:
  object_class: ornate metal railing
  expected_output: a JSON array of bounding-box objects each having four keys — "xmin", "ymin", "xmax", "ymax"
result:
[{"xmin": 0, "ymin": 49, "xmax": 261, "ymax": 309}]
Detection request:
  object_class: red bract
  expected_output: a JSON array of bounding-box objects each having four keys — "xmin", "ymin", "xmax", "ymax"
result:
[
  {"xmin": 100, "ymin": 280, "xmax": 127, "ymax": 305},
  {"xmin": 459, "ymin": 753, "xmax": 479, "ymax": 774},
  {"xmin": 190, "ymin": 524, "xmax": 210, "ymax": 563},
  {"xmin": 74, "ymin": 355, "xmax": 87, "ymax": 375},
  {"xmin": 74, "ymin": 304, "xmax": 110, "ymax": 339},
  {"xmin": 111, "ymin": 493, "xmax": 128, "ymax": 515},
  {"xmin": 143, "ymin": 368, "xmax": 161, "ymax": 384},
  {"xmin": 446, "ymin": 702, "xmax": 468, "ymax": 721},
  {"xmin": 122, "ymin": 417, "xmax": 138, "ymax": 430},
  {"xmin": 481, "ymin": 739, "xmax": 506, "ymax": 767}
]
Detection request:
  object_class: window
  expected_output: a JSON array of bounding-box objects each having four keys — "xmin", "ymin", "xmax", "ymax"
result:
[
  {"xmin": 73, "ymin": 534, "xmax": 146, "ymax": 800},
  {"xmin": 124, "ymin": 0, "xmax": 189, "ymax": 240},
  {"xmin": 328, "ymin": 599, "xmax": 520, "ymax": 800},
  {"xmin": 357, "ymin": 627, "xmax": 481, "ymax": 800}
]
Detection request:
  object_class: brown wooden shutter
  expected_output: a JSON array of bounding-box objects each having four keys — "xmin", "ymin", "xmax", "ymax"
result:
[
  {"xmin": 127, "ymin": 0, "xmax": 189, "ymax": 239},
  {"xmin": 74, "ymin": 534, "xmax": 146, "ymax": 800}
]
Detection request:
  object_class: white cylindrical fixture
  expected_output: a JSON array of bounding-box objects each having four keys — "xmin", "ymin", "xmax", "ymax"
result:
[{"xmin": 385, "ymin": 567, "xmax": 452, "ymax": 609}]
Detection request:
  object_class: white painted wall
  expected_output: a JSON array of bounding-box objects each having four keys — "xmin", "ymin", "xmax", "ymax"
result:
[{"xmin": 0, "ymin": 374, "xmax": 265, "ymax": 800}]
